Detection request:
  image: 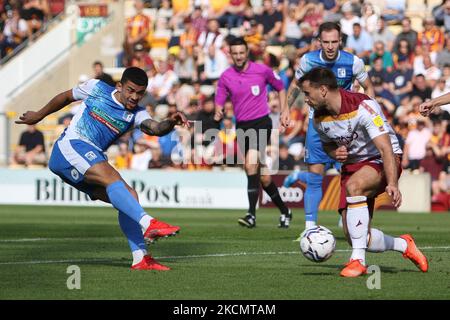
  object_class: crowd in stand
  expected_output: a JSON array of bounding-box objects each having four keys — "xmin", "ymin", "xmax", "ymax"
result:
[
  {"xmin": 0, "ymin": 0, "xmax": 64, "ymax": 61},
  {"xmin": 10, "ymin": 0, "xmax": 450, "ymax": 209}
]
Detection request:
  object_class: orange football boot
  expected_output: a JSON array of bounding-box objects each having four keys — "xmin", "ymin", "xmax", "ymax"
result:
[
  {"xmin": 400, "ymin": 234, "xmax": 428, "ymax": 272},
  {"xmin": 131, "ymin": 255, "xmax": 170, "ymax": 271},
  {"xmin": 340, "ymin": 259, "xmax": 368, "ymax": 277}
]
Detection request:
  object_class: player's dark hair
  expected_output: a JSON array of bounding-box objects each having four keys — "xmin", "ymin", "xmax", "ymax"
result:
[
  {"xmin": 121, "ymin": 67, "xmax": 148, "ymax": 87},
  {"xmin": 318, "ymin": 22, "xmax": 341, "ymax": 37},
  {"xmin": 298, "ymin": 67, "xmax": 338, "ymax": 90},
  {"xmin": 229, "ymin": 37, "xmax": 248, "ymax": 49}
]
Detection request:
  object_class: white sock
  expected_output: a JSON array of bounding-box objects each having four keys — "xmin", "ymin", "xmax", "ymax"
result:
[
  {"xmin": 132, "ymin": 249, "xmax": 148, "ymax": 265},
  {"xmin": 305, "ymin": 220, "xmax": 316, "ymax": 229},
  {"xmin": 346, "ymin": 196, "xmax": 369, "ymax": 265},
  {"xmin": 367, "ymin": 228, "xmax": 407, "ymax": 253},
  {"xmin": 139, "ymin": 215, "xmax": 153, "ymax": 233}
]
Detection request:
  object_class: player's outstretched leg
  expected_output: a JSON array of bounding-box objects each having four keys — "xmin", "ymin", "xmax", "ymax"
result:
[
  {"xmin": 340, "ymin": 196, "xmax": 369, "ymax": 277},
  {"xmin": 118, "ymin": 212, "xmax": 170, "ymax": 271},
  {"xmin": 367, "ymin": 228, "xmax": 428, "ymax": 272},
  {"xmin": 106, "ymin": 180, "xmax": 180, "ymax": 243},
  {"xmin": 261, "ymin": 175, "xmax": 291, "ymax": 228}
]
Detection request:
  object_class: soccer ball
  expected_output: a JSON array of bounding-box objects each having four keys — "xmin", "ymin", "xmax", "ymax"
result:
[{"xmin": 299, "ymin": 225, "xmax": 336, "ymax": 263}]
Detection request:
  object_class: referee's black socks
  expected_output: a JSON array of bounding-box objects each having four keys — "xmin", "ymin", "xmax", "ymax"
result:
[
  {"xmin": 263, "ymin": 182, "xmax": 289, "ymax": 215},
  {"xmin": 247, "ymin": 174, "xmax": 259, "ymax": 216}
]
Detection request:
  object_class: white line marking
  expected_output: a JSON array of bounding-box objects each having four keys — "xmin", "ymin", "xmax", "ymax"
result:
[{"xmin": 0, "ymin": 247, "xmax": 449, "ymax": 266}]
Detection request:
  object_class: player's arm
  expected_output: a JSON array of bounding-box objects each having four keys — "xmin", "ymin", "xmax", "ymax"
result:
[
  {"xmin": 15, "ymin": 90, "xmax": 76, "ymax": 125},
  {"xmin": 140, "ymin": 112, "xmax": 189, "ymax": 137},
  {"xmin": 420, "ymin": 92, "xmax": 450, "ymax": 116},
  {"xmin": 214, "ymin": 76, "xmax": 228, "ymax": 122},
  {"xmin": 372, "ymin": 133, "xmax": 401, "ymax": 208},
  {"xmin": 353, "ymin": 56, "xmax": 375, "ymax": 98}
]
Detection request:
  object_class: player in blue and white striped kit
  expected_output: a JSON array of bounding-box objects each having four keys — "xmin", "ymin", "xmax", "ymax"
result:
[
  {"xmin": 16, "ymin": 67, "xmax": 189, "ymax": 271},
  {"xmin": 284, "ymin": 22, "xmax": 374, "ymax": 232}
]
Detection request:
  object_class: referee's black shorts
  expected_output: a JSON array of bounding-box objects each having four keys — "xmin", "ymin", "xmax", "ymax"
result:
[{"xmin": 235, "ymin": 115, "xmax": 273, "ymax": 156}]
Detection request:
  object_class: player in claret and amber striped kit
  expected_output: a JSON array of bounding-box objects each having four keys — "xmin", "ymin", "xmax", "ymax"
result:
[{"xmin": 298, "ymin": 67, "xmax": 428, "ymax": 277}]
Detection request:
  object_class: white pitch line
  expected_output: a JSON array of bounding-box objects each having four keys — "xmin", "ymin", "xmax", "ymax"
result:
[{"xmin": 0, "ymin": 247, "xmax": 449, "ymax": 266}]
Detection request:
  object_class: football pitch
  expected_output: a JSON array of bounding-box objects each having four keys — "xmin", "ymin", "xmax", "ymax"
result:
[{"xmin": 0, "ymin": 205, "xmax": 449, "ymax": 300}]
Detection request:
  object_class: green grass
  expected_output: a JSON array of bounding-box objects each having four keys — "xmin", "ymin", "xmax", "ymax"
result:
[{"xmin": 0, "ymin": 205, "xmax": 449, "ymax": 300}]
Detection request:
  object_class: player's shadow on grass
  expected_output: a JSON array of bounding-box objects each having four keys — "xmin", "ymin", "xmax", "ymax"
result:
[{"xmin": 299, "ymin": 264, "xmax": 418, "ymax": 275}]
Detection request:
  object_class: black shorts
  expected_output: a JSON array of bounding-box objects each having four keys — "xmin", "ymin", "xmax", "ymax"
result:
[{"xmin": 236, "ymin": 115, "xmax": 273, "ymax": 156}]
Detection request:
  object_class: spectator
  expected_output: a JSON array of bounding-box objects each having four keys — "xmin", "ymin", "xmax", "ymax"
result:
[
  {"xmin": 130, "ymin": 140, "xmax": 152, "ymax": 171},
  {"xmin": 195, "ymin": 96, "xmax": 220, "ymax": 146},
  {"xmin": 179, "ymin": 16, "xmax": 198, "ymax": 56},
  {"xmin": 123, "ymin": 0, "xmax": 151, "ymax": 65},
  {"xmin": 197, "ymin": 18, "xmax": 224, "ymax": 52},
  {"xmin": 201, "ymin": 45, "xmax": 229, "ymax": 84},
  {"xmin": 402, "ymin": 119, "xmax": 432, "ymax": 171},
  {"xmin": 360, "ymin": 2, "xmax": 379, "ymax": 34},
  {"xmin": 345, "ymin": 22, "xmax": 373, "ymax": 64},
  {"xmin": 388, "ymin": 55, "xmax": 414, "ymax": 105},
  {"xmin": 147, "ymin": 60, "xmax": 179, "ymax": 104},
  {"xmin": 92, "ymin": 61, "xmax": 116, "ymax": 87},
  {"xmin": 280, "ymin": 3, "xmax": 301, "ymax": 47},
  {"xmin": 213, "ymin": 116, "xmax": 242, "ymax": 166},
  {"xmin": 21, "ymin": 0, "xmax": 48, "ymax": 39},
  {"xmin": 191, "ymin": 6, "xmax": 207, "ymax": 34},
  {"xmin": 11, "ymin": 124, "xmax": 46, "ymax": 167},
  {"xmin": 339, "ymin": 1, "xmax": 360, "ymax": 37},
  {"xmin": 433, "ymin": 0, "xmax": 450, "ymax": 32},
  {"xmin": 417, "ymin": 16, "xmax": 444, "ymax": 54},
  {"xmin": 130, "ymin": 43, "xmax": 154, "ymax": 72},
  {"xmin": 369, "ymin": 56, "xmax": 392, "ymax": 91},
  {"xmin": 244, "ymin": 19, "xmax": 264, "ymax": 58},
  {"xmin": 114, "ymin": 142, "xmax": 133, "ymax": 170},
  {"xmin": 148, "ymin": 145, "xmax": 167, "ymax": 169},
  {"xmin": 281, "ymin": 103, "xmax": 306, "ymax": 147},
  {"xmin": 218, "ymin": 0, "xmax": 247, "ymax": 29},
  {"xmin": 410, "ymin": 74, "xmax": 432, "ymax": 102},
  {"xmin": 371, "ymin": 16, "xmax": 395, "ymax": 52},
  {"xmin": 278, "ymin": 143, "xmax": 295, "ymax": 171},
  {"xmin": 393, "ymin": 17, "xmax": 418, "ymax": 56},
  {"xmin": 0, "ymin": 8, "xmax": 28, "ymax": 58},
  {"xmin": 296, "ymin": 22, "xmax": 315, "ymax": 57},
  {"xmin": 174, "ymin": 48, "xmax": 196, "ymax": 84},
  {"xmin": 369, "ymin": 40, "xmax": 394, "ymax": 72},
  {"xmin": 381, "ymin": 0, "xmax": 405, "ymax": 25},
  {"xmin": 255, "ymin": 0, "xmax": 283, "ymax": 45},
  {"xmin": 419, "ymin": 54, "xmax": 442, "ymax": 88},
  {"xmin": 432, "ymin": 77, "xmax": 450, "ymax": 112},
  {"xmin": 436, "ymin": 35, "xmax": 450, "ymax": 68},
  {"xmin": 393, "ymin": 38, "xmax": 415, "ymax": 68}
]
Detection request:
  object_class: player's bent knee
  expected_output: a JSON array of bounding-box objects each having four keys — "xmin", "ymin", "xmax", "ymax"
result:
[
  {"xmin": 260, "ymin": 174, "xmax": 271, "ymax": 187},
  {"xmin": 345, "ymin": 181, "xmax": 364, "ymax": 197}
]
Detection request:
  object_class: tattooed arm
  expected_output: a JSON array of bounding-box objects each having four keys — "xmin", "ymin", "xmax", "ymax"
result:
[{"xmin": 140, "ymin": 111, "xmax": 189, "ymax": 136}]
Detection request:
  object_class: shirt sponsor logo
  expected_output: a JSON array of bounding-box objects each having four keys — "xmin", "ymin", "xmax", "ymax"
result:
[
  {"xmin": 85, "ymin": 151, "xmax": 97, "ymax": 161},
  {"xmin": 90, "ymin": 106, "xmax": 127, "ymax": 134},
  {"xmin": 251, "ymin": 85, "xmax": 260, "ymax": 96}
]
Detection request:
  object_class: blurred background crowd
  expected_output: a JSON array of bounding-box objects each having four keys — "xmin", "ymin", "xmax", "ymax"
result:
[{"xmin": 4, "ymin": 0, "xmax": 450, "ymax": 209}]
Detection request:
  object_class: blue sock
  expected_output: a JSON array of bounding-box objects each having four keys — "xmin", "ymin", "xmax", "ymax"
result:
[
  {"xmin": 118, "ymin": 211, "xmax": 147, "ymax": 252},
  {"xmin": 304, "ymin": 172, "xmax": 323, "ymax": 224},
  {"xmin": 106, "ymin": 181, "xmax": 146, "ymax": 224}
]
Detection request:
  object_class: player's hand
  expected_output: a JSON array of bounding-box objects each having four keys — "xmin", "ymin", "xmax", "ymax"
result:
[
  {"xmin": 386, "ymin": 185, "xmax": 402, "ymax": 208},
  {"xmin": 419, "ymin": 100, "xmax": 435, "ymax": 117},
  {"xmin": 15, "ymin": 111, "xmax": 43, "ymax": 125},
  {"xmin": 214, "ymin": 109, "xmax": 223, "ymax": 122},
  {"xmin": 280, "ymin": 109, "xmax": 290, "ymax": 129},
  {"xmin": 335, "ymin": 145, "xmax": 348, "ymax": 163},
  {"xmin": 170, "ymin": 111, "xmax": 190, "ymax": 128}
]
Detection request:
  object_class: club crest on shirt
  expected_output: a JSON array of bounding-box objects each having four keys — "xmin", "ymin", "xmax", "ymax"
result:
[
  {"xmin": 123, "ymin": 111, "xmax": 134, "ymax": 122},
  {"xmin": 337, "ymin": 68, "xmax": 346, "ymax": 78},
  {"xmin": 71, "ymin": 168, "xmax": 80, "ymax": 181},
  {"xmin": 251, "ymin": 85, "xmax": 260, "ymax": 96}
]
